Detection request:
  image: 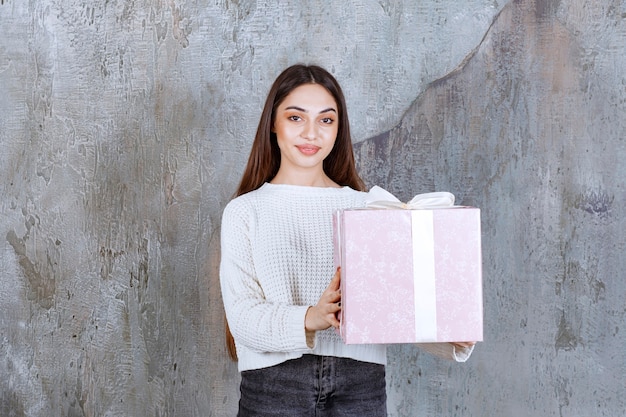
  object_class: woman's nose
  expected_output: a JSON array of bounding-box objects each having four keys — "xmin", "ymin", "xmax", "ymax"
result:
[{"xmin": 301, "ymin": 121, "xmax": 317, "ymax": 140}]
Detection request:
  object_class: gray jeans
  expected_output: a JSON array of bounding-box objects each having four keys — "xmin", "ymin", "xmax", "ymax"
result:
[{"xmin": 238, "ymin": 355, "xmax": 387, "ymax": 417}]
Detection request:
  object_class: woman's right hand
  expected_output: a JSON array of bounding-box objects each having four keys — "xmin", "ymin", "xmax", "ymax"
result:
[{"xmin": 305, "ymin": 267, "xmax": 342, "ymax": 331}]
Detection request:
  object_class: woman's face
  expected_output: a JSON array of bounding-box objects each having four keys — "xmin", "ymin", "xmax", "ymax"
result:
[{"xmin": 272, "ymin": 83, "xmax": 339, "ymax": 177}]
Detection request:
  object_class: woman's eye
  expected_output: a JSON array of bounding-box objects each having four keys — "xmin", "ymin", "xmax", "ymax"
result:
[
  {"xmin": 288, "ymin": 115, "xmax": 302, "ymax": 122},
  {"xmin": 321, "ymin": 117, "xmax": 334, "ymax": 124}
]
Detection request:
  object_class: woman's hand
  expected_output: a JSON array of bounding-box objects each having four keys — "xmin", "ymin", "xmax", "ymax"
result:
[
  {"xmin": 305, "ymin": 267, "xmax": 342, "ymax": 331},
  {"xmin": 450, "ymin": 342, "xmax": 476, "ymax": 349}
]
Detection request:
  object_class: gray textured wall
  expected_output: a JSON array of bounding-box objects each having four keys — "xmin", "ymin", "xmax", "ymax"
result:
[{"xmin": 1, "ymin": 0, "xmax": 624, "ymax": 416}]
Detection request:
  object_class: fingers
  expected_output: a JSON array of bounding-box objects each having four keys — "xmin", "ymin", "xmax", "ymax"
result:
[
  {"xmin": 305, "ymin": 303, "xmax": 342, "ymax": 331},
  {"xmin": 328, "ymin": 267, "xmax": 341, "ymax": 291},
  {"xmin": 327, "ymin": 312, "xmax": 340, "ymax": 328},
  {"xmin": 326, "ymin": 289, "xmax": 341, "ymax": 304},
  {"xmin": 325, "ymin": 298, "xmax": 342, "ymax": 328},
  {"xmin": 319, "ymin": 295, "xmax": 341, "ymax": 321},
  {"xmin": 451, "ymin": 342, "xmax": 476, "ymax": 349},
  {"xmin": 304, "ymin": 269, "xmax": 344, "ymax": 332},
  {"xmin": 323, "ymin": 268, "xmax": 342, "ymax": 303},
  {"xmin": 327, "ymin": 268, "xmax": 342, "ymax": 328}
]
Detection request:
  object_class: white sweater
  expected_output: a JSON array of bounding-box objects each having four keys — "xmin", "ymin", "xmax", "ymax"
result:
[
  {"xmin": 220, "ymin": 183, "xmax": 386, "ymax": 371},
  {"xmin": 220, "ymin": 183, "xmax": 473, "ymax": 372}
]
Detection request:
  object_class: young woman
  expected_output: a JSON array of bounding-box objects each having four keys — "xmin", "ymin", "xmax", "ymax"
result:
[{"xmin": 220, "ymin": 64, "xmax": 474, "ymax": 416}]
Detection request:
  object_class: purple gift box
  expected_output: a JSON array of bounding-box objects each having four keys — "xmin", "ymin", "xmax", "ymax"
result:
[{"xmin": 333, "ymin": 203, "xmax": 483, "ymax": 345}]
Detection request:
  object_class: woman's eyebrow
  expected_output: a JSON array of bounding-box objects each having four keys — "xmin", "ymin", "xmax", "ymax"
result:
[{"xmin": 284, "ymin": 105, "xmax": 337, "ymax": 114}]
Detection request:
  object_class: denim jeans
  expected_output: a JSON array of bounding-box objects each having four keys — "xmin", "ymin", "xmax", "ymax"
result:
[{"xmin": 238, "ymin": 355, "xmax": 387, "ymax": 417}]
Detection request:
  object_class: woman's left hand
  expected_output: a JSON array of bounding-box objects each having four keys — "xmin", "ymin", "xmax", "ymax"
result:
[{"xmin": 450, "ymin": 342, "xmax": 476, "ymax": 349}]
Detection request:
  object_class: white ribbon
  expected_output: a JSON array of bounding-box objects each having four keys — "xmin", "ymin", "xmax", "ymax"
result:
[
  {"xmin": 365, "ymin": 186, "xmax": 456, "ymax": 341},
  {"xmin": 365, "ymin": 186, "xmax": 455, "ymax": 209},
  {"xmin": 411, "ymin": 211, "xmax": 437, "ymax": 341}
]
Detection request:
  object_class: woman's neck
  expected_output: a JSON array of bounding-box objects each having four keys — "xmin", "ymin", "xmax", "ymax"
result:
[{"xmin": 270, "ymin": 170, "xmax": 340, "ymax": 188}]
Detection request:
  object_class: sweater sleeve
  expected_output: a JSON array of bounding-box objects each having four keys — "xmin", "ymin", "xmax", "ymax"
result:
[{"xmin": 219, "ymin": 200, "xmax": 312, "ymax": 354}]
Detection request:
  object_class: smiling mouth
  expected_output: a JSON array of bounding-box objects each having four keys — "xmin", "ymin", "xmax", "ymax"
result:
[{"xmin": 296, "ymin": 145, "xmax": 321, "ymax": 155}]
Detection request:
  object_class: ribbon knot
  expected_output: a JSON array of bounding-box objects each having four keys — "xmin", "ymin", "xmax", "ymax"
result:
[{"xmin": 365, "ymin": 186, "xmax": 455, "ymax": 209}]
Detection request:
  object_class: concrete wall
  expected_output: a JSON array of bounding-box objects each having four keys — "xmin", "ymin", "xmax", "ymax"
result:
[{"xmin": 1, "ymin": 0, "xmax": 624, "ymax": 416}]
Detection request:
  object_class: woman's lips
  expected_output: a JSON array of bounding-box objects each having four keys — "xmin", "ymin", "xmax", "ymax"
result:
[{"xmin": 296, "ymin": 145, "xmax": 321, "ymax": 155}]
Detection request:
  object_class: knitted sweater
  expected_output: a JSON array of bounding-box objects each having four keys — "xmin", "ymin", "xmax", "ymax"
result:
[
  {"xmin": 220, "ymin": 182, "xmax": 474, "ymax": 372},
  {"xmin": 219, "ymin": 183, "xmax": 386, "ymax": 372}
]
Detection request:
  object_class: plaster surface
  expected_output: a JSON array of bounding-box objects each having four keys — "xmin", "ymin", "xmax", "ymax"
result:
[{"xmin": 1, "ymin": 1, "xmax": 625, "ymax": 416}]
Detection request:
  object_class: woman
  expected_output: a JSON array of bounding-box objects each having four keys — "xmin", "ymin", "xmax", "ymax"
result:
[{"xmin": 220, "ymin": 64, "xmax": 473, "ymax": 416}]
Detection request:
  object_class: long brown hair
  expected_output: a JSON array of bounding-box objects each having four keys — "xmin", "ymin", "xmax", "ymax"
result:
[{"xmin": 225, "ymin": 64, "xmax": 365, "ymax": 361}]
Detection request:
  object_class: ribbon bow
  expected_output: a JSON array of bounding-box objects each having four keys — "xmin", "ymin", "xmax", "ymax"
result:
[{"xmin": 365, "ymin": 186, "xmax": 455, "ymax": 209}]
